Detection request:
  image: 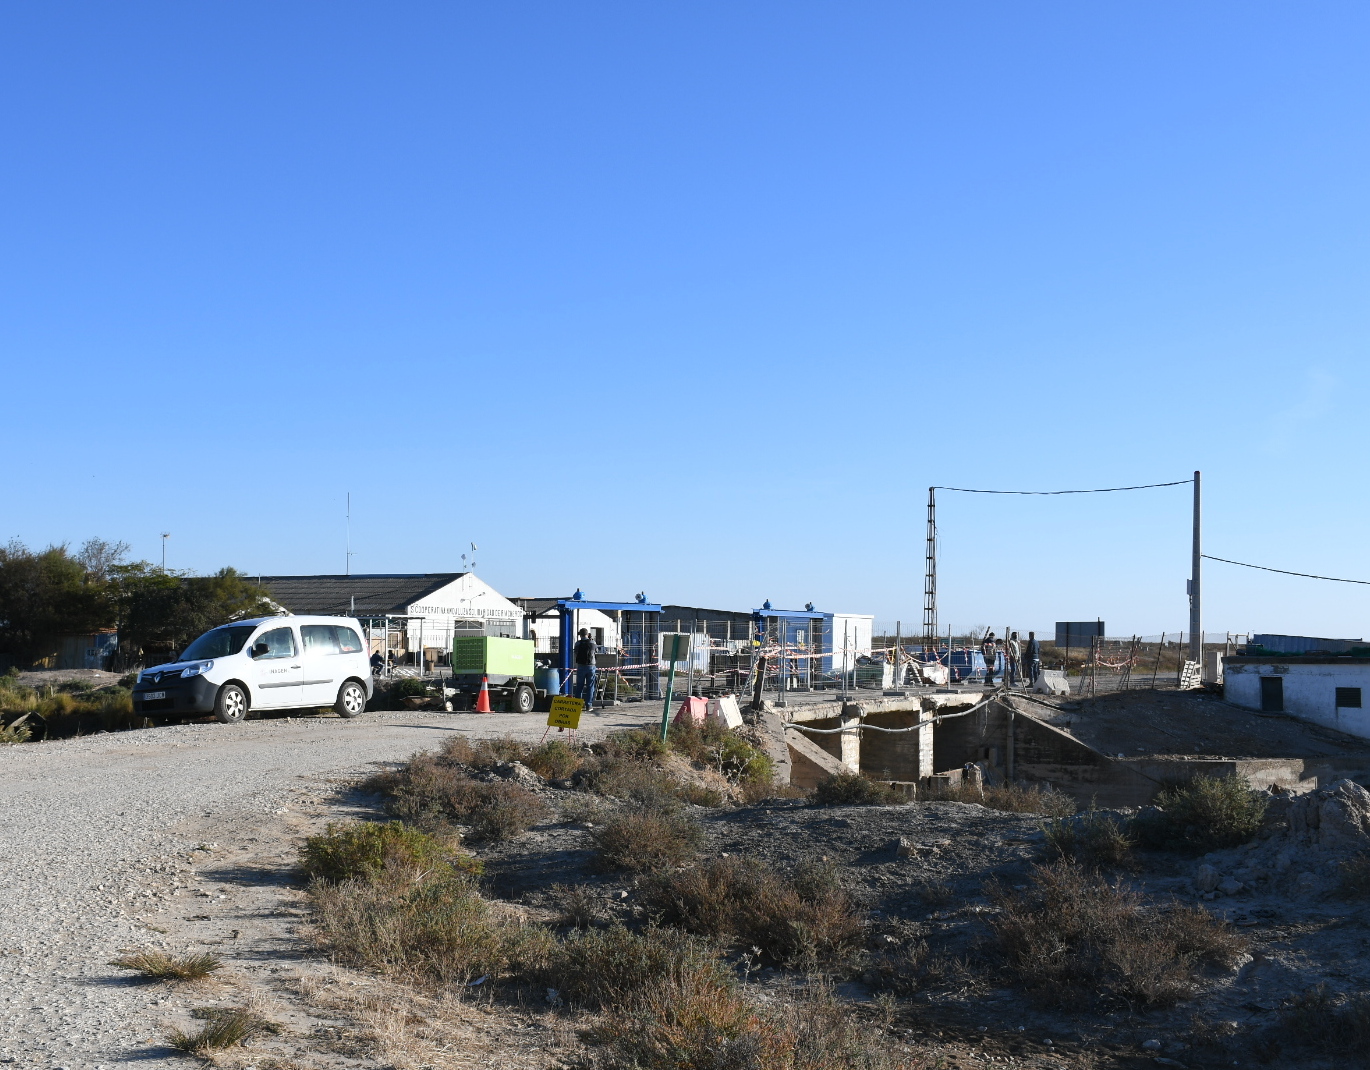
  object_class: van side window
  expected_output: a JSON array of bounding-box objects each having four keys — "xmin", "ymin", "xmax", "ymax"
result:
[
  {"xmin": 301, "ymin": 625, "xmax": 342, "ymax": 655},
  {"xmin": 336, "ymin": 628, "xmax": 363, "ymax": 653},
  {"xmin": 253, "ymin": 627, "xmax": 297, "ymax": 659}
]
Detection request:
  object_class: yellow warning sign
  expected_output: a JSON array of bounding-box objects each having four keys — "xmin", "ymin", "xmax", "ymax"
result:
[{"xmin": 547, "ymin": 695, "xmax": 585, "ymax": 729}]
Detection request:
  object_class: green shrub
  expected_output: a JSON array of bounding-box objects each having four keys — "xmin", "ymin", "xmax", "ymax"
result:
[
  {"xmin": 0, "ymin": 715, "xmax": 32, "ymax": 745},
  {"xmin": 668, "ymin": 721, "xmax": 775, "ymax": 785},
  {"xmin": 169, "ymin": 1008, "xmax": 278, "ymax": 1053},
  {"xmin": 524, "ymin": 738, "xmax": 584, "ymax": 780},
  {"xmin": 1043, "ymin": 811, "xmax": 1134, "ymax": 868},
  {"xmin": 813, "ymin": 772, "xmax": 906, "ymax": 806},
  {"xmin": 1133, "ymin": 775, "xmax": 1267, "ymax": 853},
  {"xmin": 300, "ymin": 821, "xmax": 463, "ymax": 884},
  {"xmin": 389, "ymin": 677, "xmax": 432, "ymax": 700},
  {"xmin": 595, "ymin": 809, "xmax": 705, "ymax": 873},
  {"xmin": 642, "ymin": 857, "xmax": 862, "ymax": 968},
  {"xmin": 597, "ymin": 729, "xmax": 667, "ymax": 763},
  {"xmin": 989, "ymin": 862, "xmax": 1247, "ymax": 1007}
]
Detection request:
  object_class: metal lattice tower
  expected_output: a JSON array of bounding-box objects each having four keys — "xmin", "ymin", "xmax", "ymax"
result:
[{"xmin": 923, "ymin": 487, "xmax": 937, "ymax": 646}]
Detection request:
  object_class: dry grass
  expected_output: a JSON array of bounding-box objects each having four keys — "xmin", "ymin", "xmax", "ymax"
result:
[
  {"xmin": 168, "ymin": 1007, "xmax": 278, "ymax": 1053},
  {"xmin": 550, "ymin": 883, "xmax": 602, "ymax": 928},
  {"xmin": 666, "ymin": 720, "xmax": 775, "ymax": 786},
  {"xmin": 640, "ymin": 857, "xmax": 863, "ymax": 968},
  {"xmin": 921, "ymin": 780, "xmax": 1075, "ymax": 816},
  {"xmin": 989, "ymin": 862, "xmax": 1247, "ymax": 1007},
  {"xmin": 1282, "ymin": 985, "xmax": 1370, "ymax": 1053},
  {"xmin": 594, "ymin": 809, "xmax": 705, "ymax": 873},
  {"xmin": 813, "ymin": 772, "xmax": 907, "ymax": 806},
  {"xmin": 300, "ymin": 821, "xmax": 467, "ymax": 885},
  {"xmin": 109, "ymin": 949, "xmax": 222, "ymax": 981},
  {"xmin": 0, "ymin": 714, "xmax": 32, "ymax": 744}
]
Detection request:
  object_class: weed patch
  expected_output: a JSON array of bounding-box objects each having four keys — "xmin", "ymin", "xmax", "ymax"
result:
[
  {"xmin": 367, "ymin": 755, "xmax": 550, "ymax": 841},
  {"xmin": 595, "ymin": 809, "xmax": 705, "ymax": 873},
  {"xmin": 524, "ymin": 738, "xmax": 584, "ymax": 780},
  {"xmin": 813, "ymin": 772, "xmax": 906, "ymax": 806},
  {"xmin": 1132, "ymin": 774, "xmax": 1267, "ymax": 853},
  {"xmin": 1043, "ymin": 811, "xmax": 1134, "ymax": 868},
  {"xmin": 667, "ymin": 721, "xmax": 775, "ymax": 785},
  {"xmin": 109, "ymin": 950, "xmax": 222, "ymax": 981},
  {"xmin": 921, "ymin": 780, "xmax": 1074, "ymax": 815},
  {"xmin": 169, "ymin": 1007, "xmax": 278, "ymax": 1053},
  {"xmin": 990, "ymin": 862, "xmax": 1246, "ymax": 1007},
  {"xmin": 1282, "ymin": 984, "xmax": 1370, "ymax": 1053}
]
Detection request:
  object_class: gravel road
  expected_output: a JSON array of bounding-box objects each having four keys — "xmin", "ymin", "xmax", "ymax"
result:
[{"xmin": 0, "ymin": 706, "xmax": 657, "ymax": 1069}]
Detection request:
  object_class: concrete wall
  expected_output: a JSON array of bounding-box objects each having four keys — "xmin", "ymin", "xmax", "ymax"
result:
[{"xmin": 1225, "ymin": 660, "xmax": 1370, "ymax": 740}]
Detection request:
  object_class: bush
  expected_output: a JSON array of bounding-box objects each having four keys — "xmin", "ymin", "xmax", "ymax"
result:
[
  {"xmin": 667, "ymin": 721, "xmax": 775, "ymax": 785},
  {"xmin": 596, "ymin": 729, "xmax": 667, "ymax": 763},
  {"xmin": 813, "ymin": 772, "xmax": 906, "ymax": 806},
  {"xmin": 524, "ymin": 738, "xmax": 584, "ymax": 780},
  {"xmin": 989, "ymin": 862, "xmax": 1247, "ymax": 1008},
  {"xmin": 921, "ymin": 780, "xmax": 1075, "ymax": 816},
  {"xmin": 310, "ymin": 870, "xmax": 552, "ymax": 984},
  {"xmin": 642, "ymin": 857, "xmax": 862, "ymax": 968},
  {"xmin": 1133, "ymin": 775, "xmax": 1267, "ymax": 853},
  {"xmin": 109, "ymin": 950, "xmax": 222, "ymax": 980},
  {"xmin": 300, "ymin": 821, "xmax": 464, "ymax": 885},
  {"xmin": 0, "ymin": 714, "xmax": 32, "ymax": 745},
  {"xmin": 368, "ymin": 754, "xmax": 550, "ymax": 840},
  {"xmin": 1043, "ymin": 811, "xmax": 1134, "ymax": 868},
  {"xmin": 389, "ymin": 677, "xmax": 432, "ymax": 701},
  {"xmin": 544, "ymin": 923, "xmax": 728, "ymax": 1011},
  {"xmin": 1282, "ymin": 984, "xmax": 1370, "ymax": 1053},
  {"xmin": 595, "ymin": 809, "xmax": 705, "ymax": 873}
]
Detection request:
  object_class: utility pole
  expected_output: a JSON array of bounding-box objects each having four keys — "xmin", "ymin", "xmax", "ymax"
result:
[
  {"xmin": 1189, "ymin": 470, "xmax": 1201, "ymax": 665},
  {"xmin": 346, "ymin": 492, "xmax": 352, "ymax": 576},
  {"xmin": 160, "ymin": 532, "xmax": 170, "ymax": 572},
  {"xmin": 923, "ymin": 488, "xmax": 937, "ymax": 648}
]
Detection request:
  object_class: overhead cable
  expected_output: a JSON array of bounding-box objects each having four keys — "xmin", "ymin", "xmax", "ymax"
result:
[
  {"xmin": 933, "ymin": 479, "xmax": 1192, "ymax": 495},
  {"xmin": 1202, "ymin": 554, "xmax": 1370, "ymax": 587}
]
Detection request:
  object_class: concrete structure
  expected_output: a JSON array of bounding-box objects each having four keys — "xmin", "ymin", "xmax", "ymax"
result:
[{"xmin": 1225, "ymin": 655, "xmax": 1370, "ymax": 741}]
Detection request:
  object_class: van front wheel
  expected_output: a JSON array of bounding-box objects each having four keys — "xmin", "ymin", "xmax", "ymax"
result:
[
  {"xmin": 214, "ymin": 684, "xmax": 248, "ymax": 724},
  {"xmin": 336, "ymin": 680, "xmax": 367, "ymax": 718}
]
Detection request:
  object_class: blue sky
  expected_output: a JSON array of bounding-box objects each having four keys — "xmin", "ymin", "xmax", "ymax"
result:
[{"xmin": 3, "ymin": 2, "xmax": 1369, "ymax": 638}]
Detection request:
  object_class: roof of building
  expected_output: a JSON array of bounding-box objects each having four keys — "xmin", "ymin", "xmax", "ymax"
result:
[
  {"xmin": 255, "ymin": 574, "xmax": 467, "ymax": 617},
  {"xmin": 509, "ymin": 597, "xmax": 569, "ymax": 616}
]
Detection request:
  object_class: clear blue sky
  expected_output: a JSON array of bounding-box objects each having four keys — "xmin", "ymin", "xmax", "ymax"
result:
[{"xmin": 4, "ymin": 2, "xmax": 1368, "ymax": 638}]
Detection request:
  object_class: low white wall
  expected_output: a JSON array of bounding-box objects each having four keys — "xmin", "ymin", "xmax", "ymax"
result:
[{"xmin": 1226, "ymin": 661, "xmax": 1370, "ymax": 740}]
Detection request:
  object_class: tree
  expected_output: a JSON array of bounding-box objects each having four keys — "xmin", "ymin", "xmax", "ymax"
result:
[
  {"xmin": 116, "ymin": 566, "xmax": 277, "ymax": 659},
  {"xmin": 0, "ymin": 541, "xmax": 117, "ymax": 666}
]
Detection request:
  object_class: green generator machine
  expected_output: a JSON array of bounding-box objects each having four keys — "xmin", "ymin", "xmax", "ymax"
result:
[{"xmin": 451, "ymin": 636, "xmax": 540, "ymax": 712}]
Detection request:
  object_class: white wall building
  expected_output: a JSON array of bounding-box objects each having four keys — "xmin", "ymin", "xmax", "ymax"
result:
[
  {"xmin": 511, "ymin": 598, "xmax": 621, "ymax": 654},
  {"xmin": 1225, "ymin": 655, "xmax": 1370, "ymax": 740}
]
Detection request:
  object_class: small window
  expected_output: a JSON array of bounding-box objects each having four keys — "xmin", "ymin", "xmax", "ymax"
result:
[
  {"xmin": 593, "ymin": 627, "xmax": 605, "ymax": 647},
  {"xmin": 301, "ymin": 625, "xmax": 341, "ymax": 655},
  {"xmin": 336, "ymin": 627, "xmax": 363, "ymax": 653},
  {"xmin": 253, "ymin": 627, "xmax": 297, "ymax": 659},
  {"xmin": 1337, "ymin": 687, "xmax": 1362, "ymax": 709}
]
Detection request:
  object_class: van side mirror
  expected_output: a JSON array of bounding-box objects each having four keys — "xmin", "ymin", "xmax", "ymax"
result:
[{"xmin": 251, "ymin": 642, "xmax": 269, "ymax": 658}]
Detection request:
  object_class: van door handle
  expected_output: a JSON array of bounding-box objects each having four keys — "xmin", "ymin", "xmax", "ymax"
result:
[{"xmin": 291, "ymin": 664, "xmax": 301, "ymax": 668}]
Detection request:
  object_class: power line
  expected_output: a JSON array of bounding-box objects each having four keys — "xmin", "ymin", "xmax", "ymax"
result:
[
  {"xmin": 933, "ymin": 479, "xmax": 1193, "ymax": 495},
  {"xmin": 1203, "ymin": 554, "xmax": 1370, "ymax": 587}
]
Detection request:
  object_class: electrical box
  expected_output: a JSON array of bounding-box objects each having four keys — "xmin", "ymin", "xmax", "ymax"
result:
[{"xmin": 452, "ymin": 636, "xmax": 535, "ymax": 676}]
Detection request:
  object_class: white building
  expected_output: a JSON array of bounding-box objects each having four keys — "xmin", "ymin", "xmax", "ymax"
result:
[
  {"xmin": 259, "ymin": 573, "xmax": 522, "ymax": 668},
  {"xmin": 511, "ymin": 597, "xmax": 621, "ymax": 655},
  {"xmin": 1225, "ymin": 655, "xmax": 1370, "ymax": 740}
]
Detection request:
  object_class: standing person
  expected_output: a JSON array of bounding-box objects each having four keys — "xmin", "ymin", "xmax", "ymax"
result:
[
  {"xmin": 1007, "ymin": 632, "xmax": 1022, "ymax": 687},
  {"xmin": 980, "ymin": 630, "xmax": 999, "ymax": 686},
  {"xmin": 573, "ymin": 628, "xmax": 598, "ymax": 710},
  {"xmin": 1025, "ymin": 631, "xmax": 1042, "ymax": 686}
]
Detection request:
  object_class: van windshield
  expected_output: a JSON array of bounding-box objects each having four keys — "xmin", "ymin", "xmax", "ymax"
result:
[{"xmin": 180, "ymin": 626, "xmax": 257, "ymax": 661}]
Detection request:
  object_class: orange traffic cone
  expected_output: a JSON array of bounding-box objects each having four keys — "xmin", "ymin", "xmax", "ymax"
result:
[{"xmin": 475, "ymin": 674, "xmax": 492, "ymax": 713}]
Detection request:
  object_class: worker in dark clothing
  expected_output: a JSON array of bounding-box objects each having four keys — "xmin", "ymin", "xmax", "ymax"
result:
[
  {"xmin": 573, "ymin": 628, "xmax": 598, "ymax": 710},
  {"xmin": 981, "ymin": 631, "xmax": 999, "ymax": 686},
  {"xmin": 1025, "ymin": 631, "xmax": 1042, "ymax": 685}
]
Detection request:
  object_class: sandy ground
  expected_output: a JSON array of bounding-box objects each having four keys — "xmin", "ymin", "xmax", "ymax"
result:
[{"xmin": 0, "ymin": 705, "xmax": 659, "ymax": 1069}]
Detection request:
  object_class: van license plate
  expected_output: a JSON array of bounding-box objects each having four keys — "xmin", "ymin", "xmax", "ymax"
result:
[{"xmin": 143, "ymin": 691, "xmax": 166, "ymax": 701}]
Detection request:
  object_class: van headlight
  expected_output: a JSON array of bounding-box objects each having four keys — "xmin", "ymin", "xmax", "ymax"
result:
[{"xmin": 182, "ymin": 661, "xmax": 214, "ymax": 677}]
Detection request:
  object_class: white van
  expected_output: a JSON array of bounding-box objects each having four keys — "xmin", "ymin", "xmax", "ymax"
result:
[{"xmin": 131, "ymin": 616, "xmax": 374, "ymax": 724}]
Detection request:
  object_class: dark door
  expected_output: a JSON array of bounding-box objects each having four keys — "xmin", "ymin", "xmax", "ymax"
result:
[{"xmin": 1260, "ymin": 675, "xmax": 1284, "ymax": 712}]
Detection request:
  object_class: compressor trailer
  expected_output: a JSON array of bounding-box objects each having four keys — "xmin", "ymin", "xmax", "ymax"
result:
[{"xmin": 450, "ymin": 635, "xmax": 541, "ymax": 712}]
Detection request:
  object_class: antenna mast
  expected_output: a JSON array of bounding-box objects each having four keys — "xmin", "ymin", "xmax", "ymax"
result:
[{"xmin": 922, "ymin": 488, "xmax": 937, "ymax": 647}]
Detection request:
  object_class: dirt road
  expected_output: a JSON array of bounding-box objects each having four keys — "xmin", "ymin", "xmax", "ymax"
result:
[{"xmin": 0, "ymin": 706, "xmax": 657, "ymax": 1069}]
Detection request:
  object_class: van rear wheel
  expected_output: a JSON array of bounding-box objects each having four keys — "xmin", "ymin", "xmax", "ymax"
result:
[
  {"xmin": 214, "ymin": 684, "xmax": 248, "ymax": 724},
  {"xmin": 336, "ymin": 680, "xmax": 367, "ymax": 718}
]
